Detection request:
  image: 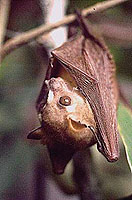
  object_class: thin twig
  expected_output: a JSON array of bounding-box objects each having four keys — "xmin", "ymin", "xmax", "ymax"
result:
[
  {"xmin": 0, "ymin": 0, "xmax": 128, "ymax": 64},
  {"xmin": 0, "ymin": 0, "xmax": 11, "ymax": 45},
  {"xmin": 6, "ymin": 19, "xmax": 132, "ymax": 49}
]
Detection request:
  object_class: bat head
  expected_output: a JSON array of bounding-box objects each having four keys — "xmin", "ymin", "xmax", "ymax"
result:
[
  {"xmin": 40, "ymin": 77, "xmax": 96, "ymax": 144},
  {"xmin": 28, "ymin": 76, "xmax": 96, "ymax": 174}
]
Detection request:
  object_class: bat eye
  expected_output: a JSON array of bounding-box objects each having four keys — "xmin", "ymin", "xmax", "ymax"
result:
[{"xmin": 59, "ymin": 96, "xmax": 71, "ymax": 106}]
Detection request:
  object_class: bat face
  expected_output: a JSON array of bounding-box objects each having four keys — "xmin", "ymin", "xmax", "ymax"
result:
[
  {"xmin": 40, "ymin": 77, "xmax": 96, "ymax": 145},
  {"xmin": 28, "ymin": 69, "xmax": 97, "ymax": 174},
  {"xmin": 35, "ymin": 75, "xmax": 96, "ymax": 174},
  {"xmin": 28, "ymin": 14, "xmax": 120, "ymax": 174}
]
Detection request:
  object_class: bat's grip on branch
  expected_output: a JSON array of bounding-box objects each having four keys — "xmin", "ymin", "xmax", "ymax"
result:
[{"xmin": 0, "ymin": 0, "xmax": 129, "ymax": 64}]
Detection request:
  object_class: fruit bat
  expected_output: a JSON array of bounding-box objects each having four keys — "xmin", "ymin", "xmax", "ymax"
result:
[{"xmin": 27, "ymin": 12, "xmax": 119, "ymax": 174}]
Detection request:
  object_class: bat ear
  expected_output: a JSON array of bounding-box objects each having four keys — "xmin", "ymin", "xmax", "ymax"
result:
[{"xmin": 27, "ymin": 126, "xmax": 44, "ymax": 140}]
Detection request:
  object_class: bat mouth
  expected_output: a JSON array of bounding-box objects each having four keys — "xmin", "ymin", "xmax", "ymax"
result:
[{"xmin": 68, "ymin": 118, "xmax": 87, "ymax": 131}]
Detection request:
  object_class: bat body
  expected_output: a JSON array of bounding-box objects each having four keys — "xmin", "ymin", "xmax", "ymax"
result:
[
  {"xmin": 28, "ymin": 14, "xmax": 119, "ymax": 174},
  {"xmin": 28, "ymin": 68, "xmax": 97, "ymax": 174},
  {"xmin": 51, "ymin": 34, "xmax": 119, "ymax": 162}
]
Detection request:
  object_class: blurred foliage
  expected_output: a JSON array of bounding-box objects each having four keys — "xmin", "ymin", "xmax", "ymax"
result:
[
  {"xmin": 118, "ymin": 103, "xmax": 132, "ymax": 172},
  {"xmin": 68, "ymin": 0, "xmax": 104, "ymax": 13},
  {"xmin": 0, "ymin": 0, "xmax": 132, "ymax": 199}
]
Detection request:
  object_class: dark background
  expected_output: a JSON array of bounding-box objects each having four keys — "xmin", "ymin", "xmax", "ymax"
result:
[{"xmin": 0, "ymin": 0, "xmax": 132, "ymax": 199}]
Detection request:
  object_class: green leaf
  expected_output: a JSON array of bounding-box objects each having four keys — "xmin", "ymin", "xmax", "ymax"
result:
[{"xmin": 118, "ymin": 103, "xmax": 132, "ymax": 172}]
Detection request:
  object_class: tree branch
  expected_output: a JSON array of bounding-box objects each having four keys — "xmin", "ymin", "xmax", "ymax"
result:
[
  {"xmin": 6, "ymin": 20, "xmax": 132, "ymax": 49},
  {"xmin": 0, "ymin": 0, "xmax": 129, "ymax": 64},
  {"xmin": 0, "ymin": 0, "xmax": 11, "ymax": 45}
]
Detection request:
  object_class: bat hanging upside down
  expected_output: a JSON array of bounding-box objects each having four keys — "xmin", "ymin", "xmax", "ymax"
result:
[
  {"xmin": 27, "ymin": 13, "xmax": 119, "ymax": 174},
  {"xmin": 28, "ymin": 67, "xmax": 97, "ymax": 174}
]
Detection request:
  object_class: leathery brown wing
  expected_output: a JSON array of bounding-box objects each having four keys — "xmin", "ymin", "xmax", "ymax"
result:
[
  {"xmin": 51, "ymin": 34, "xmax": 119, "ymax": 163},
  {"xmin": 28, "ymin": 23, "xmax": 119, "ymax": 175}
]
